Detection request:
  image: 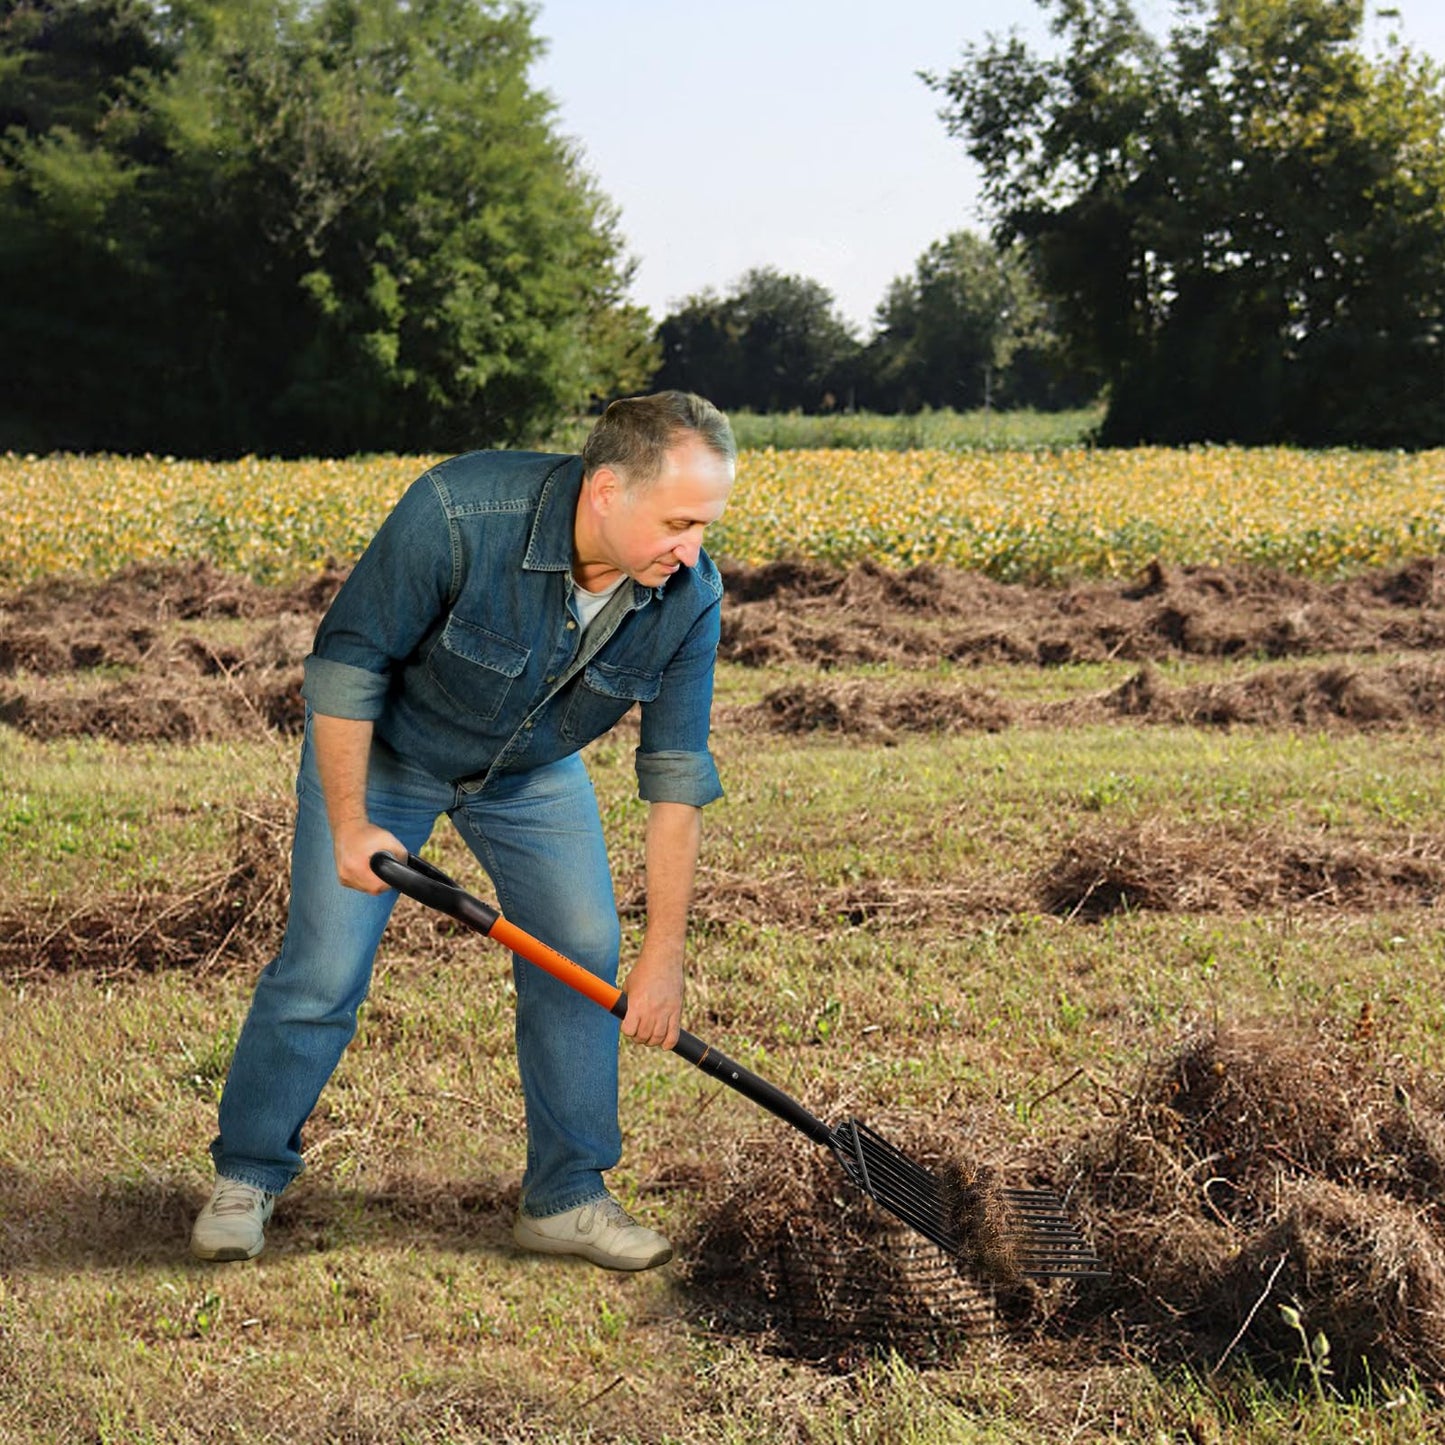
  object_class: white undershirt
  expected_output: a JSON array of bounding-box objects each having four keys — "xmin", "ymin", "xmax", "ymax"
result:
[{"xmin": 571, "ymin": 574, "xmax": 626, "ymax": 630}]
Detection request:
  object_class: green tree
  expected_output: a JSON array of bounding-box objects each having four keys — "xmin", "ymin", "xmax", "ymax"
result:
[
  {"xmin": 866, "ymin": 229, "xmax": 1092, "ymax": 411},
  {"xmin": 0, "ymin": 0, "xmax": 174, "ymax": 451},
  {"xmin": 653, "ymin": 267, "xmax": 860, "ymax": 413},
  {"xmin": 0, "ymin": 0, "xmax": 654, "ymax": 456},
  {"xmin": 929, "ymin": 0, "xmax": 1445, "ymax": 446}
]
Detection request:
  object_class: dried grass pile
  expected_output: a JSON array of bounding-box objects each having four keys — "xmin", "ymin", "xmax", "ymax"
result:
[
  {"xmin": 681, "ymin": 1112, "xmax": 998, "ymax": 1367},
  {"xmin": 1071, "ymin": 1023, "xmax": 1445, "ymax": 1389},
  {"xmin": 755, "ymin": 679, "xmax": 1012, "ymax": 740},
  {"xmin": 1037, "ymin": 822, "xmax": 1445, "ymax": 919},
  {"xmin": 0, "ymin": 815, "xmax": 294, "ymax": 979}
]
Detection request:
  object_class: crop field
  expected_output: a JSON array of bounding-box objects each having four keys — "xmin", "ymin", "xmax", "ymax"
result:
[
  {"xmin": 3, "ymin": 444, "xmax": 1442, "ymax": 586},
  {"xmin": 2, "ymin": 448, "xmax": 1445, "ymax": 1443}
]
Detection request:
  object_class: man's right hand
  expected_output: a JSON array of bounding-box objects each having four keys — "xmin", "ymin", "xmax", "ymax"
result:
[
  {"xmin": 331, "ymin": 819, "xmax": 408, "ymax": 894},
  {"xmin": 310, "ymin": 713, "xmax": 404, "ymax": 894}
]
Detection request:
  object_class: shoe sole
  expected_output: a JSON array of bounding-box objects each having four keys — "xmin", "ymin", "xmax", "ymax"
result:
[
  {"xmin": 512, "ymin": 1225, "xmax": 672, "ymax": 1272},
  {"xmin": 191, "ymin": 1238, "xmax": 265, "ymax": 1262}
]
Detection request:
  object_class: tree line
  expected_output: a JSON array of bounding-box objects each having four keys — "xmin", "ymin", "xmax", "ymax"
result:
[
  {"xmin": 2, "ymin": 0, "xmax": 1441, "ymax": 456},
  {"xmin": 0, "ymin": 0, "xmax": 654, "ymax": 457}
]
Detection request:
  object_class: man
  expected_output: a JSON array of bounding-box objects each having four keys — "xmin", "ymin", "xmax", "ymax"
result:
[{"xmin": 192, "ymin": 391, "xmax": 736, "ymax": 1271}]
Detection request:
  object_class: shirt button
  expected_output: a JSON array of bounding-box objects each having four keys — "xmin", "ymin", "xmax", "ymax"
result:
[
  {"xmin": 565, "ymin": 620, "xmax": 577, "ymax": 631},
  {"xmin": 544, "ymin": 675, "xmax": 555, "ymax": 683}
]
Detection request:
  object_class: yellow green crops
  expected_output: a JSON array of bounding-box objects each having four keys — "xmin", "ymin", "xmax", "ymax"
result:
[{"xmin": 4, "ymin": 446, "xmax": 1442, "ymax": 586}]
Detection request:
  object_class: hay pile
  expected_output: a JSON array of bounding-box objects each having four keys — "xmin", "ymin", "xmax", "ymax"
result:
[
  {"xmin": 1037, "ymin": 821, "xmax": 1445, "ymax": 919},
  {"xmin": 754, "ymin": 678, "xmax": 1013, "ymax": 740},
  {"xmin": 1071, "ymin": 1024, "xmax": 1445, "ymax": 1388},
  {"xmin": 681, "ymin": 1110, "xmax": 998, "ymax": 1366}
]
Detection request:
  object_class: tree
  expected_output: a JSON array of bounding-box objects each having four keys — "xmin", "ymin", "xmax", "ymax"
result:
[
  {"xmin": 0, "ymin": 0, "xmax": 655, "ymax": 456},
  {"xmin": 0, "ymin": 0, "xmax": 177, "ymax": 452},
  {"xmin": 928, "ymin": 0, "xmax": 1445, "ymax": 446},
  {"xmin": 866, "ymin": 230, "xmax": 1093, "ymax": 412},
  {"xmin": 652, "ymin": 267, "xmax": 860, "ymax": 413}
]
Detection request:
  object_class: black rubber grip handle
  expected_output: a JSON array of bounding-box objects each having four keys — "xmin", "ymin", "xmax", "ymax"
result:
[
  {"xmin": 370, "ymin": 851, "xmax": 500, "ymax": 934},
  {"xmin": 672, "ymin": 1029, "xmax": 833, "ymax": 1145}
]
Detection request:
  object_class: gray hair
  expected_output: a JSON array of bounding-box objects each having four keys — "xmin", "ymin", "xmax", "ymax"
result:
[{"xmin": 581, "ymin": 391, "xmax": 736, "ymax": 488}]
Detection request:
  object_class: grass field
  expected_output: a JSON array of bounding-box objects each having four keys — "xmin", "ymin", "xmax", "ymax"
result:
[
  {"xmin": 3, "ymin": 449, "xmax": 1445, "ymax": 1442},
  {"xmin": 551, "ymin": 405, "xmax": 1106, "ymax": 454}
]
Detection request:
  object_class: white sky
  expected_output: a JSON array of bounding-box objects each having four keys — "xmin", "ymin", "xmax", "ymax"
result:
[{"xmin": 531, "ymin": 0, "xmax": 1445, "ymax": 334}]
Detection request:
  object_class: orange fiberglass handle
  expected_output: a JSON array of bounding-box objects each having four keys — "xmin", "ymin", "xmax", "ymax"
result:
[
  {"xmin": 486, "ymin": 915, "xmax": 625, "ymax": 1018},
  {"xmin": 369, "ymin": 850, "xmax": 627, "ymax": 1019}
]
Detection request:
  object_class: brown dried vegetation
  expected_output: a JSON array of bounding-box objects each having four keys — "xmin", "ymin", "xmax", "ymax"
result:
[{"xmin": 1065, "ymin": 1025, "xmax": 1445, "ymax": 1389}]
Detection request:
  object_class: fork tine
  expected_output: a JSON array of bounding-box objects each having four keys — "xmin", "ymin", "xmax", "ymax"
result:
[{"xmin": 829, "ymin": 1118, "xmax": 1105, "ymax": 1280}]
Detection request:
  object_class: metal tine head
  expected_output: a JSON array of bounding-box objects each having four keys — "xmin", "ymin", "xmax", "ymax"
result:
[{"xmin": 829, "ymin": 1118, "xmax": 1105, "ymax": 1282}]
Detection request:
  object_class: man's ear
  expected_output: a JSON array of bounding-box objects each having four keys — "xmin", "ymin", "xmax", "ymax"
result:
[{"xmin": 588, "ymin": 465, "xmax": 622, "ymax": 514}]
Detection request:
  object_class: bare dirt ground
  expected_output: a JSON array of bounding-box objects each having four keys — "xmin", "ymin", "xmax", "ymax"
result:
[{"xmin": 3, "ymin": 555, "xmax": 1442, "ymax": 745}]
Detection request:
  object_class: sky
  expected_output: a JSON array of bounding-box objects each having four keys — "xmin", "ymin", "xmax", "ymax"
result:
[{"xmin": 531, "ymin": 0, "xmax": 1445, "ymax": 335}]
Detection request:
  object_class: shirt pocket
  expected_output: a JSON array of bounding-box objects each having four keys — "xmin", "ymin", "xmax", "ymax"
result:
[
  {"xmin": 425, "ymin": 615, "xmax": 531, "ymax": 722},
  {"xmin": 561, "ymin": 659, "xmax": 662, "ymax": 742}
]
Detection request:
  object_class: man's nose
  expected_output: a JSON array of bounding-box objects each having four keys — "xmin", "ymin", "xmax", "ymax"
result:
[{"xmin": 673, "ymin": 536, "xmax": 702, "ymax": 566}]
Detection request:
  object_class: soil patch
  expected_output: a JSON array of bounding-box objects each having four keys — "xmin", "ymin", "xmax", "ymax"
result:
[
  {"xmin": 1036, "ymin": 821, "xmax": 1445, "ymax": 919},
  {"xmin": 748, "ymin": 678, "xmax": 1013, "ymax": 740},
  {"xmin": 1100, "ymin": 659, "xmax": 1445, "ymax": 729},
  {"xmin": 0, "ymin": 818, "xmax": 292, "ymax": 980},
  {"xmin": 4, "ymin": 557, "xmax": 1444, "ymax": 746},
  {"xmin": 716, "ymin": 556, "xmax": 1445, "ymax": 670},
  {"xmin": 10, "ymin": 656, "xmax": 1444, "ymax": 748},
  {"xmin": 0, "ymin": 559, "xmax": 346, "ymax": 633},
  {"xmin": 733, "ymin": 660, "xmax": 1445, "ymax": 741},
  {"xmin": 0, "ymin": 816, "xmax": 472, "ymax": 981},
  {"xmin": 1064, "ymin": 1023, "xmax": 1445, "ymax": 1389},
  {"xmin": 8, "ymin": 816, "xmax": 1438, "ymax": 980},
  {"xmin": 5, "ymin": 556, "xmax": 1442, "ymax": 692},
  {"xmin": 0, "ymin": 667, "xmax": 307, "ymax": 743}
]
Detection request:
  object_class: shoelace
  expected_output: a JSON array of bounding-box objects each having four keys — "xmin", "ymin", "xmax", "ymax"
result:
[
  {"xmin": 579, "ymin": 1198, "xmax": 636, "ymax": 1233},
  {"xmin": 210, "ymin": 1181, "xmax": 269, "ymax": 1216}
]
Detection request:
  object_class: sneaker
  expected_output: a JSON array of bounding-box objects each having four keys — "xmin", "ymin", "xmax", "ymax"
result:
[
  {"xmin": 190, "ymin": 1177, "xmax": 275, "ymax": 1262},
  {"xmin": 513, "ymin": 1195, "xmax": 673, "ymax": 1272}
]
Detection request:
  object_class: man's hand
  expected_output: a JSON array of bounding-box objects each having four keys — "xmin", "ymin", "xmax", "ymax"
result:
[
  {"xmin": 332, "ymin": 819, "xmax": 408, "ymax": 894},
  {"xmin": 310, "ymin": 713, "xmax": 404, "ymax": 893},
  {"xmin": 620, "ymin": 801, "xmax": 703, "ymax": 1049},
  {"xmin": 619, "ymin": 946, "xmax": 684, "ymax": 1049}
]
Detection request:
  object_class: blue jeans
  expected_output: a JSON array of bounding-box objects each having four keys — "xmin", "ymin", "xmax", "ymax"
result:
[{"xmin": 211, "ymin": 718, "xmax": 623, "ymax": 1217}]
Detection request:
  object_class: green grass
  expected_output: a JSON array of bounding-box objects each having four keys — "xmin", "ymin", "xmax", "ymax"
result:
[
  {"xmin": 2, "ymin": 734, "xmax": 294, "ymax": 896},
  {"xmin": 5, "ymin": 653, "xmax": 1445, "ymax": 1439},
  {"xmin": 546, "ymin": 405, "xmax": 1104, "ymax": 454}
]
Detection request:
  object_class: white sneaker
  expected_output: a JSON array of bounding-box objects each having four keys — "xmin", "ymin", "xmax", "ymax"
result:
[
  {"xmin": 513, "ymin": 1195, "xmax": 672, "ymax": 1271},
  {"xmin": 190, "ymin": 1177, "xmax": 275, "ymax": 1261}
]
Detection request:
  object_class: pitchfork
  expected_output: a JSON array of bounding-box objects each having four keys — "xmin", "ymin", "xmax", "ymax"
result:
[{"xmin": 371, "ymin": 851, "xmax": 1103, "ymax": 1282}]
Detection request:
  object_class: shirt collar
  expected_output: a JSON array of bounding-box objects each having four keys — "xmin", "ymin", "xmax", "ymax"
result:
[{"xmin": 523, "ymin": 456, "xmax": 584, "ymax": 572}]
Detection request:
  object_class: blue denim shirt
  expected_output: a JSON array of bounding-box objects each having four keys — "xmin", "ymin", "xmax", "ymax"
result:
[{"xmin": 300, "ymin": 450, "xmax": 724, "ymax": 806}]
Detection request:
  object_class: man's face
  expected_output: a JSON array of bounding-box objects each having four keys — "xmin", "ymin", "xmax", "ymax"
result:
[{"xmin": 596, "ymin": 435, "xmax": 734, "ymax": 587}]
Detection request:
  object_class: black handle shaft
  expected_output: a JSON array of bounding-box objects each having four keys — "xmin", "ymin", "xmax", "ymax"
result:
[{"xmin": 672, "ymin": 1029, "xmax": 833, "ymax": 1145}]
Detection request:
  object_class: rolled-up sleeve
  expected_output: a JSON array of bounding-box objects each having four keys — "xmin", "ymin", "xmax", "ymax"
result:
[
  {"xmin": 300, "ymin": 654, "xmax": 391, "ymax": 720},
  {"xmin": 636, "ymin": 590, "xmax": 723, "ymax": 807},
  {"xmin": 635, "ymin": 748, "xmax": 723, "ymax": 807}
]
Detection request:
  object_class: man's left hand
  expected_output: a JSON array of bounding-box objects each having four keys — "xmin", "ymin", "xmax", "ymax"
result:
[{"xmin": 619, "ymin": 948, "xmax": 684, "ymax": 1049}]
